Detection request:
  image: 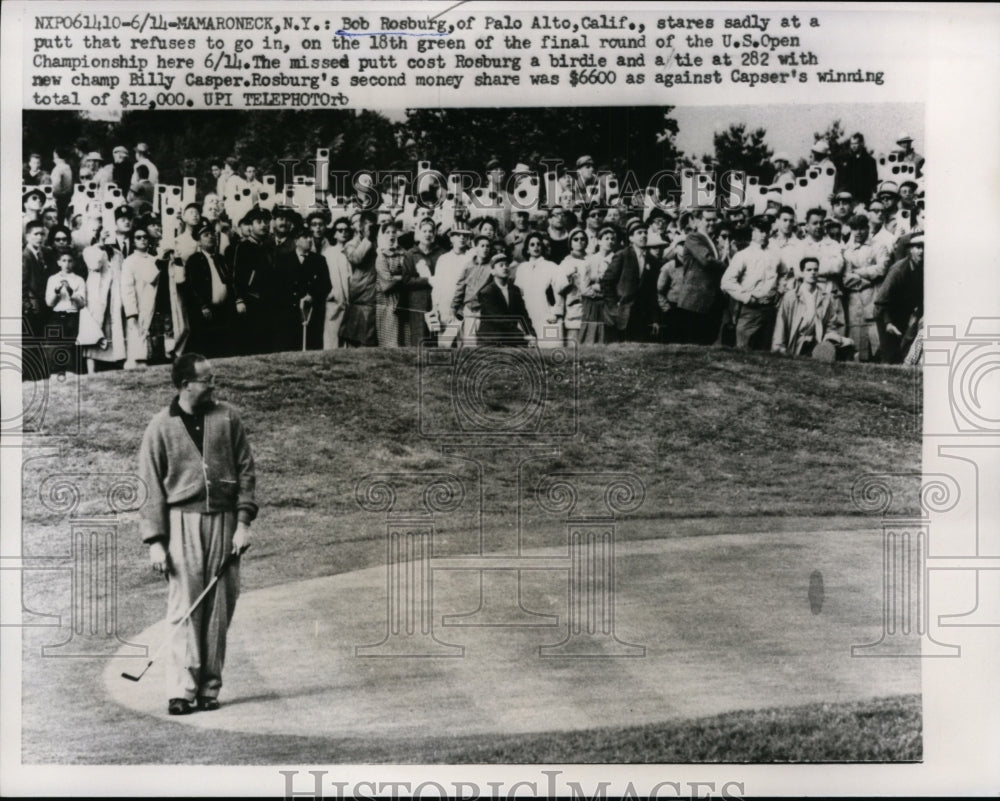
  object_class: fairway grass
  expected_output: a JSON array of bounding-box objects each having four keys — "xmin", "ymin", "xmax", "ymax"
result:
[{"xmin": 17, "ymin": 344, "xmax": 921, "ymax": 763}]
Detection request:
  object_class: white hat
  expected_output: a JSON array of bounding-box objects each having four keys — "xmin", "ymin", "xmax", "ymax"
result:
[
  {"xmin": 810, "ymin": 140, "xmax": 830, "ymax": 156},
  {"xmin": 896, "ymin": 132, "xmax": 913, "ymax": 144}
]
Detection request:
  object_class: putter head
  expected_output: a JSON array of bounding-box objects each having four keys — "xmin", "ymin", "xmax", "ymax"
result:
[{"xmin": 121, "ymin": 672, "xmax": 141, "ymax": 682}]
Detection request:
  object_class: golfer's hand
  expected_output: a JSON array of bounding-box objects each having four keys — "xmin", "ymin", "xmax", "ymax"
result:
[
  {"xmin": 235, "ymin": 300, "xmax": 247, "ymax": 315},
  {"xmin": 149, "ymin": 542, "xmax": 171, "ymax": 576},
  {"xmin": 232, "ymin": 523, "xmax": 251, "ymax": 555}
]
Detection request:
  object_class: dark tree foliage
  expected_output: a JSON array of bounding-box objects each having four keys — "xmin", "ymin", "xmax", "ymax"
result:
[
  {"xmin": 23, "ymin": 109, "xmax": 404, "ymax": 189},
  {"xmin": 23, "ymin": 107, "xmax": 684, "ymax": 192},
  {"xmin": 400, "ymin": 107, "xmax": 681, "ymax": 183},
  {"xmin": 711, "ymin": 122, "xmax": 773, "ymax": 179},
  {"xmin": 812, "ymin": 119, "xmax": 853, "ymax": 167}
]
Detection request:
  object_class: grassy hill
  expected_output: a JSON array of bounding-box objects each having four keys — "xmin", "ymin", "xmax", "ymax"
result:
[{"xmin": 18, "ymin": 344, "xmax": 922, "ymax": 763}]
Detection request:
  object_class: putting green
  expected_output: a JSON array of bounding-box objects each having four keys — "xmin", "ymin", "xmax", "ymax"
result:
[{"xmin": 104, "ymin": 529, "xmax": 919, "ymax": 737}]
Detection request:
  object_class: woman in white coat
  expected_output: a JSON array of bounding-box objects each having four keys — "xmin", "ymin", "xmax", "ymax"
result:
[
  {"xmin": 81, "ymin": 243, "xmax": 127, "ymax": 372},
  {"xmin": 120, "ymin": 226, "xmax": 160, "ymax": 367},
  {"xmin": 513, "ymin": 232, "xmax": 566, "ymax": 347},
  {"xmin": 323, "ymin": 217, "xmax": 353, "ymax": 349}
]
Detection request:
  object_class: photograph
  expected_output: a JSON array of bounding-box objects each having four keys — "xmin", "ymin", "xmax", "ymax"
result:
[
  {"xmin": 16, "ymin": 103, "xmax": 926, "ymax": 765},
  {"xmin": 3, "ymin": 2, "xmax": 999, "ymax": 798}
]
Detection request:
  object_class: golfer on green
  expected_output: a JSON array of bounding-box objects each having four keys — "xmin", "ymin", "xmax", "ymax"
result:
[{"xmin": 137, "ymin": 353, "xmax": 257, "ymax": 715}]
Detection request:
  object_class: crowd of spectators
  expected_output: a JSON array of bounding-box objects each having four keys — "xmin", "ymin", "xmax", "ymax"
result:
[{"xmin": 21, "ymin": 131, "xmax": 925, "ymax": 377}]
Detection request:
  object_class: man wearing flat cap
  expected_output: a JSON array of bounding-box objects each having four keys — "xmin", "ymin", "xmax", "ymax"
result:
[
  {"xmin": 184, "ymin": 222, "xmax": 236, "ymax": 358},
  {"xmin": 79, "ymin": 151, "xmax": 104, "ymax": 184},
  {"xmin": 601, "ymin": 218, "xmax": 662, "ymax": 343},
  {"xmin": 830, "ymin": 191, "xmax": 855, "ymax": 233},
  {"xmin": 273, "ymin": 224, "xmax": 331, "ymax": 351},
  {"xmin": 894, "ymin": 133, "xmax": 924, "ymax": 178},
  {"xmin": 574, "ymin": 155, "xmax": 601, "ymax": 205},
  {"xmin": 874, "ymin": 231, "xmax": 923, "ymax": 364},
  {"xmin": 232, "ymin": 206, "xmax": 276, "ymax": 355},
  {"xmin": 875, "ymin": 181, "xmax": 900, "ymax": 222},
  {"xmin": 270, "ymin": 206, "xmax": 300, "ymax": 261},
  {"xmin": 477, "ymin": 252, "xmax": 534, "ymax": 345}
]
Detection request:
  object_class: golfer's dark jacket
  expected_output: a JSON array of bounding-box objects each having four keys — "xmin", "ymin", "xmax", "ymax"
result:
[{"xmin": 138, "ymin": 399, "xmax": 257, "ymax": 545}]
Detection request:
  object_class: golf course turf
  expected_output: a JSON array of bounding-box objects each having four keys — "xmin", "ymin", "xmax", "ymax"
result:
[{"xmin": 18, "ymin": 344, "xmax": 922, "ymax": 763}]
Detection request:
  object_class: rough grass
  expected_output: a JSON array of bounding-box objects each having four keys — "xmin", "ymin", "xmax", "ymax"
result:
[{"xmin": 18, "ymin": 344, "xmax": 922, "ymax": 763}]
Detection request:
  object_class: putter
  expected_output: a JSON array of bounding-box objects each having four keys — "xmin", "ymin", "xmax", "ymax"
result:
[{"xmin": 121, "ymin": 546, "xmax": 248, "ymax": 682}]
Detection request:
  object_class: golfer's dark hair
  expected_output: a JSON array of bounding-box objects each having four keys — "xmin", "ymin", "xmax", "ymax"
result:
[{"xmin": 172, "ymin": 353, "xmax": 207, "ymax": 388}]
